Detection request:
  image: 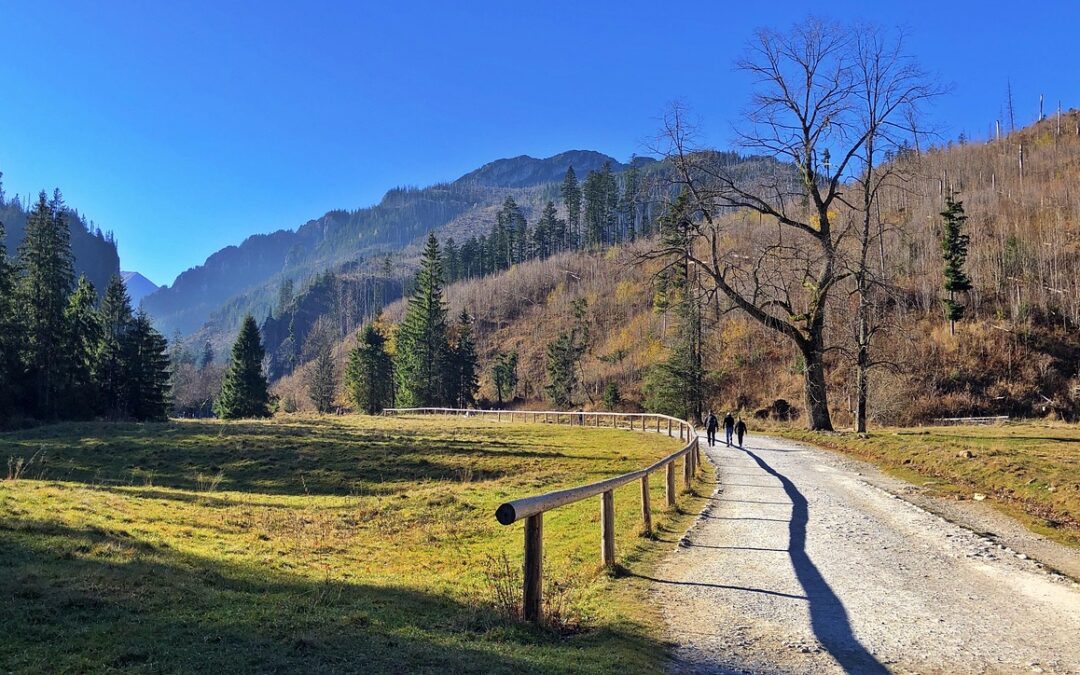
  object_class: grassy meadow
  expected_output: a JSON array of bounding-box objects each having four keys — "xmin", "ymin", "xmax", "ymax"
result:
[
  {"xmin": 771, "ymin": 422, "xmax": 1080, "ymax": 546},
  {"xmin": 0, "ymin": 414, "xmax": 706, "ymax": 673}
]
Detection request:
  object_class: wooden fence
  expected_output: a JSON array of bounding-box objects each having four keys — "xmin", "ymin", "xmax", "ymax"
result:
[{"xmin": 384, "ymin": 407, "xmax": 701, "ymax": 622}]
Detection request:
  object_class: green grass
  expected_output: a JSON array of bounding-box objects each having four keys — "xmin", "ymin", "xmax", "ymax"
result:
[
  {"xmin": 0, "ymin": 414, "xmax": 707, "ymax": 673},
  {"xmin": 767, "ymin": 421, "xmax": 1080, "ymax": 546}
]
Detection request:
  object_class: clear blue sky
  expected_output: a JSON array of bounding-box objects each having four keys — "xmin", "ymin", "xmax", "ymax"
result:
[{"xmin": 1, "ymin": 0, "xmax": 1076, "ymax": 285}]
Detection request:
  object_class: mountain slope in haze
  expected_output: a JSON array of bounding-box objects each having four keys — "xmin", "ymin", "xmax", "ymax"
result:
[
  {"xmin": 141, "ymin": 151, "xmax": 625, "ymax": 338},
  {"xmin": 121, "ymin": 271, "xmax": 159, "ymax": 305},
  {"xmin": 1, "ymin": 196, "xmax": 120, "ymax": 294}
]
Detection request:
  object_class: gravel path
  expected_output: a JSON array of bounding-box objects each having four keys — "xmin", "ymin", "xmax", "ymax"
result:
[{"xmin": 653, "ymin": 434, "xmax": 1080, "ymax": 674}]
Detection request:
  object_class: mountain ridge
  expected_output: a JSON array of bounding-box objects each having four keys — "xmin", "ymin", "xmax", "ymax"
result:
[{"xmin": 141, "ymin": 149, "xmax": 631, "ymax": 337}]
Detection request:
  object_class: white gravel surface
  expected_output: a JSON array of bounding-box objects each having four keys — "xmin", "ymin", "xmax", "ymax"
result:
[{"xmin": 653, "ymin": 434, "xmax": 1080, "ymax": 674}]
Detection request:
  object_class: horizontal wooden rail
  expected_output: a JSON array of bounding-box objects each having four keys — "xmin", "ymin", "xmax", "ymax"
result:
[{"xmin": 385, "ymin": 406, "xmax": 701, "ymax": 623}]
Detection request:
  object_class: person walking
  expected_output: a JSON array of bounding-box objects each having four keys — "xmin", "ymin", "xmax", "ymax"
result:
[
  {"xmin": 724, "ymin": 412, "xmax": 735, "ymax": 446},
  {"xmin": 705, "ymin": 411, "xmax": 719, "ymax": 447},
  {"xmin": 735, "ymin": 417, "xmax": 747, "ymax": 448}
]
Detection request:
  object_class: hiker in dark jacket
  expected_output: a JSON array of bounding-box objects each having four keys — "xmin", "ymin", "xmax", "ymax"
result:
[
  {"xmin": 705, "ymin": 411, "xmax": 719, "ymax": 447},
  {"xmin": 735, "ymin": 418, "xmax": 747, "ymax": 448},
  {"xmin": 724, "ymin": 412, "xmax": 735, "ymax": 446}
]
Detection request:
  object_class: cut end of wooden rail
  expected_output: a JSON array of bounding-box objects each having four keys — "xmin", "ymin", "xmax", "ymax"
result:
[{"xmin": 495, "ymin": 503, "xmax": 517, "ymax": 525}]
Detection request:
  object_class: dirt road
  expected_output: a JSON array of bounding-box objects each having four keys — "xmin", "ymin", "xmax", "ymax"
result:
[{"xmin": 653, "ymin": 434, "xmax": 1080, "ymax": 674}]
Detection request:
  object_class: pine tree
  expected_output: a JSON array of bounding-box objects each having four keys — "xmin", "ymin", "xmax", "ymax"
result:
[
  {"xmin": 561, "ymin": 166, "xmax": 581, "ymax": 250},
  {"xmin": 941, "ymin": 194, "xmax": 973, "ymax": 335},
  {"xmin": 345, "ymin": 322, "xmax": 394, "ymax": 414},
  {"xmin": 446, "ymin": 310, "xmax": 479, "ymax": 408},
  {"xmin": 17, "ymin": 191, "xmax": 75, "ymax": 417},
  {"xmin": 63, "ymin": 276, "xmax": 102, "ymax": 416},
  {"xmin": 492, "ymin": 351, "xmax": 519, "ymax": 405},
  {"xmin": 97, "ymin": 275, "xmax": 134, "ymax": 418},
  {"xmin": 215, "ymin": 315, "xmax": 271, "ymax": 418},
  {"xmin": 126, "ymin": 310, "xmax": 171, "ymax": 421},
  {"xmin": 395, "ymin": 233, "xmax": 450, "ymax": 407}
]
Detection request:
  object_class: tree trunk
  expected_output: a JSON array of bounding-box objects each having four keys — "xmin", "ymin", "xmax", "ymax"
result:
[
  {"xmin": 855, "ymin": 315, "xmax": 869, "ymax": 434},
  {"xmin": 802, "ymin": 340, "xmax": 833, "ymax": 431}
]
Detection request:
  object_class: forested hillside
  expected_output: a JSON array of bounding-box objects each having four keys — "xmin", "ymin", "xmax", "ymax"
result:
[
  {"xmin": 273, "ymin": 113, "xmax": 1080, "ymax": 427},
  {"xmin": 0, "ymin": 181, "xmax": 120, "ymax": 293},
  {"xmin": 142, "ymin": 151, "xmax": 625, "ymax": 340}
]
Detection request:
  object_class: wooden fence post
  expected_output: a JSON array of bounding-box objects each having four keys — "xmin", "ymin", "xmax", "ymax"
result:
[
  {"xmin": 665, "ymin": 462, "xmax": 676, "ymax": 507},
  {"xmin": 684, "ymin": 453, "xmax": 692, "ymax": 488},
  {"xmin": 523, "ymin": 514, "xmax": 543, "ymax": 623},
  {"xmin": 640, "ymin": 474, "xmax": 652, "ymax": 534},
  {"xmin": 600, "ymin": 490, "xmax": 615, "ymax": 567},
  {"xmin": 667, "ymin": 419, "xmax": 672, "ymax": 437}
]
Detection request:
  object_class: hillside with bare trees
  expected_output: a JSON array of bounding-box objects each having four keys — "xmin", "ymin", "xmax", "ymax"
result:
[{"xmin": 274, "ymin": 112, "xmax": 1080, "ymax": 427}]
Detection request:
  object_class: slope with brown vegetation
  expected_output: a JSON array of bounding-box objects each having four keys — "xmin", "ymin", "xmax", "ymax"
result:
[{"xmin": 275, "ymin": 114, "xmax": 1080, "ymax": 427}]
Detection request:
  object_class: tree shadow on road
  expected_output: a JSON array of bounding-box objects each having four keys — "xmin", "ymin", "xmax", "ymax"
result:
[{"xmin": 742, "ymin": 447, "xmax": 889, "ymax": 675}]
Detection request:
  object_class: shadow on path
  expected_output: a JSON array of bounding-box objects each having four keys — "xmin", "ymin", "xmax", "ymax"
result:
[
  {"xmin": 635, "ymin": 573, "xmax": 808, "ymax": 600},
  {"xmin": 741, "ymin": 447, "xmax": 888, "ymax": 674}
]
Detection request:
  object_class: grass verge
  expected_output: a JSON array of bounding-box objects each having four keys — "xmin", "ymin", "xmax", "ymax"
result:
[
  {"xmin": 0, "ymin": 414, "xmax": 706, "ymax": 673},
  {"xmin": 765, "ymin": 421, "xmax": 1080, "ymax": 547}
]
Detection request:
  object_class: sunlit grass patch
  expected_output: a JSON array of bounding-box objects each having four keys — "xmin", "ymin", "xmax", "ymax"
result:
[{"xmin": 0, "ymin": 414, "xmax": 704, "ymax": 673}]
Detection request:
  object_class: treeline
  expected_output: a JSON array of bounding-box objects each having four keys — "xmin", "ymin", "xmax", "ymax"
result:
[
  {"xmin": 0, "ymin": 191, "xmax": 170, "ymax": 425},
  {"xmin": 441, "ymin": 164, "xmax": 658, "ymax": 283}
]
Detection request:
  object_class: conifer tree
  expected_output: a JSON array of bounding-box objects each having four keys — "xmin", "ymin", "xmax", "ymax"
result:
[
  {"xmin": 941, "ymin": 195, "xmax": 973, "ymax": 335},
  {"xmin": 446, "ymin": 310, "xmax": 479, "ymax": 408},
  {"xmin": 17, "ymin": 191, "xmax": 75, "ymax": 417},
  {"xmin": 0, "ymin": 219, "xmax": 19, "ymax": 417},
  {"xmin": 561, "ymin": 166, "xmax": 581, "ymax": 250},
  {"xmin": 63, "ymin": 276, "xmax": 102, "ymax": 416},
  {"xmin": 545, "ymin": 331, "xmax": 581, "ymax": 408},
  {"xmin": 492, "ymin": 351, "xmax": 518, "ymax": 405},
  {"xmin": 345, "ymin": 322, "xmax": 394, "ymax": 414},
  {"xmin": 215, "ymin": 315, "xmax": 271, "ymax": 418},
  {"xmin": 126, "ymin": 310, "xmax": 171, "ymax": 421},
  {"xmin": 97, "ymin": 275, "xmax": 134, "ymax": 418},
  {"xmin": 645, "ymin": 190, "xmax": 705, "ymax": 420},
  {"xmin": 200, "ymin": 340, "xmax": 215, "ymax": 369},
  {"xmin": 395, "ymin": 233, "xmax": 450, "ymax": 407}
]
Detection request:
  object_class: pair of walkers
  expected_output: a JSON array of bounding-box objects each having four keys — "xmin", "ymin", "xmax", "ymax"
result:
[{"xmin": 705, "ymin": 410, "xmax": 746, "ymax": 448}]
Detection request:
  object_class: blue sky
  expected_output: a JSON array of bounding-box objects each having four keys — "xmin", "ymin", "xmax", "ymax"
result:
[{"xmin": 1, "ymin": 0, "xmax": 1076, "ymax": 285}]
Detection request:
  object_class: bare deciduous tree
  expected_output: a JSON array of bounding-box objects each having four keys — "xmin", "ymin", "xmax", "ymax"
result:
[{"xmin": 647, "ymin": 18, "xmax": 936, "ymax": 431}]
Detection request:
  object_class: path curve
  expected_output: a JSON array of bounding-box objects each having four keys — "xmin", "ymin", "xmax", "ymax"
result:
[{"xmin": 653, "ymin": 434, "xmax": 1080, "ymax": 674}]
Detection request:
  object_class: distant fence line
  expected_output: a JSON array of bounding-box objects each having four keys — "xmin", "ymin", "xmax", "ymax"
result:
[
  {"xmin": 383, "ymin": 407, "xmax": 701, "ymax": 623},
  {"xmin": 932, "ymin": 416, "xmax": 1009, "ymax": 426}
]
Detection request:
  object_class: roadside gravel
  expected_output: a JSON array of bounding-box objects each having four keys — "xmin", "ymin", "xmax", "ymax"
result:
[{"xmin": 653, "ymin": 434, "xmax": 1080, "ymax": 674}]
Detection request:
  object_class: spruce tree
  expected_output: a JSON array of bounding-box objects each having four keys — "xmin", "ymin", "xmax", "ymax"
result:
[
  {"xmin": 17, "ymin": 191, "xmax": 75, "ymax": 417},
  {"xmin": 492, "ymin": 351, "xmax": 518, "ymax": 405},
  {"xmin": 395, "ymin": 233, "xmax": 450, "ymax": 407},
  {"xmin": 941, "ymin": 194, "xmax": 973, "ymax": 335},
  {"xmin": 97, "ymin": 274, "xmax": 134, "ymax": 418},
  {"xmin": 127, "ymin": 310, "xmax": 171, "ymax": 421},
  {"xmin": 446, "ymin": 310, "xmax": 479, "ymax": 408},
  {"xmin": 0, "ymin": 219, "xmax": 20, "ymax": 417},
  {"xmin": 545, "ymin": 331, "xmax": 581, "ymax": 408},
  {"xmin": 345, "ymin": 323, "xmax": 394, "ymax": 414},
  {"xmin": 561, "ymin": 166, "xmax": 581, "ymax": 250},
  {"xmin": 63, "ymin": 276, "xmax": 102, "ymax": 416},
  {"xmin": 200, "ymin": 340, "xmax": 215, "ymax": 369},
  {"xmin": 215, "ymin": 315, "xmax": 271, "ymax": 418}
]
